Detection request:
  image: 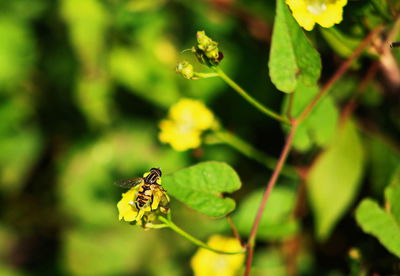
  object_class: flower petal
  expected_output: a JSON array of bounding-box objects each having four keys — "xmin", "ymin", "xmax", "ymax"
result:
[
  {"xmin": 191, "ymin": 235, "xmax": 244, "ymax": 276},
  {"xmin": 286, "ymin": 0, "xmax": 347, "ymax": 31},
  {"xmin": 117, "ymin": 187, "xmax": 139, "ymax": 222}
]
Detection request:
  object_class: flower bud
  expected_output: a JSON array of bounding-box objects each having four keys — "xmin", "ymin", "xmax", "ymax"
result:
[
  {"xmin": 176, "ymin": 60, "xmax": 194, "ymax": 79},
  {"xmin": 196, "ymin": 30, "xmax": 214, "ymax": 51},
  {"xmin": 193, "ymin": 31, "xmax": 222, "ymax": 66}
]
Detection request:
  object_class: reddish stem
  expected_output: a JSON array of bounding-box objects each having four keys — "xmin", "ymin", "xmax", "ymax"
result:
[
  {"xmin": 244, "ymin": 121, "xmax": 298, "ymax": 276},
  {"xmin": 227, "ymin": 216, "xmax": 242, "ymax": 245},
  {"xmin": 340, "ymin": 61, "xmax": 380, "ymax": 123},
  {"xmin": 243, "ymin": 25, "xmax": 383, "ymax": 276},
  {"xmin": 297, "ymin": 26, "xmax": 382, "ymax": 123}
]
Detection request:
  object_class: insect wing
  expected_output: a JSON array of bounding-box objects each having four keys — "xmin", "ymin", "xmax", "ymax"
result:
[{"xmin": 114, "ymin": 177, "xmax": 143, "ymax": 188}]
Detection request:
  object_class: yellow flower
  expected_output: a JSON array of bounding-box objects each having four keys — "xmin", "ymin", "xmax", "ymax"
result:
[
  {"xmin": 159, "ymin": 98, "xmax": 216, "ymax": 151},
  {"xmin": 286, "ymin": 0, "xmax": 347, "ymax": 31},
  {"xmin": 117, "ymin": 172, "xmax": 169, "ymax": 223},
  {"xmin": 191, "ymin": 235, "xmax": 244, "ymax": 276}
]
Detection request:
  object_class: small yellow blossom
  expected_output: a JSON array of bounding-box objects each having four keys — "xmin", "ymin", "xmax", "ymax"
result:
[
  {"xmin": 159, "ymin": 98, "xmax": 216, "ymax": 151},
  {"xmin": 191, "ymin": 235, "xmax": 244, "ymax": 276},
  {"xmin": 117, "ymin": 171, "xmax": 169, "ymax": 224},
  {"xmin": 286, "ymin": 0, "xmax": 347, "ymax": 31}
]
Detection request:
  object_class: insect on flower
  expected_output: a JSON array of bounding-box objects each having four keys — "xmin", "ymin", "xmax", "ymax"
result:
[{"xmin": 115, "ymin": 168, "xmax": 170, "ymax": 221}]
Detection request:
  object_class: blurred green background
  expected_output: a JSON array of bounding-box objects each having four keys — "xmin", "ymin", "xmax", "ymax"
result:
[{"xmin": 0, "ymin": 0, "xmax": 399, "ymax": 275}]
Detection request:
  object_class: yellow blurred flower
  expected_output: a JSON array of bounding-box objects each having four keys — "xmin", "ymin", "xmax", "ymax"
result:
[
  {"xmin": 286, "ymin": 0, "xmax": 347, "ymax": 31},
  {"xmin": 191, "ymin": 235, "xmax": 244, "ymax": 276},
  {"xmin": 159, "ymin": 98, "xmax": 216, "ymax": 151}
]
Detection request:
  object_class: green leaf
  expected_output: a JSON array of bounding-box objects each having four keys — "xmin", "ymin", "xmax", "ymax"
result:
[
  {"xmin": 282, "ymin": 83, "xmax": 339, "ymax": 152},
  {"xmin": 319, "ymin": 27, "xmax": 361, "ymax": 58},
  {"xmin": 0, "ymin": 17, "xmax": 36, "ymax": 90},
  {"xmin": 109, "ymin": 47, "xmax": 180, "ymax": 108},
  {"xmin": 269, "ymin": 0, "xmax": 321, "ymax": 93},
  {"xmin": 366, "ymin": 136, "xmax": 400, "ymax": 198},
  {"xmin": 64, "ymin": 227, "xmax": 156, "ymax": 275},
  {"xmin": 308, "ymin": 120, "xmax": 365, "ymax": 240},
  {"xmin": 385, "ymin": 168, "xmax": 400, "ymax": 224},
  {"xmin": 163, "ymin": 162, "xmax": 241, "ymax": 217},
  {"xmin": 355, "ymin": 199, "xmax": 400, "ymax": 258},
  {"xmin": 232, "ymin": 186, "xmax": 299, "ymax": 240}
]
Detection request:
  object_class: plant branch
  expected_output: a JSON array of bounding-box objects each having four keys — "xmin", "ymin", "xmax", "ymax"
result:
[
  {"xmin": 227, "ymin": 216, "xmax": 242, "ymax": 245},
  {"xmin": 340, "ymin": 60, "xmax": 380, "ymax": 123},
  {"xmin": 158, "ymin": 216, "xmax": 246, "ymax": 255},
  {"xmin": 297, "ymin": 25, "xmax": 383, "ymax": 123},
  {"xmin": 244, "ymin": 122, "xmax": 298, "ymax": 276},
  {"xmin": 213, "ymin": 66, "xmax": 290, "ymax": 124},
  {"xmin": 193, "ymin": 72, "xmax": 219, "ymax": 78},
  {"xmin": 147, "ymin": 223, "xmax": 169, "ymax": 229}
]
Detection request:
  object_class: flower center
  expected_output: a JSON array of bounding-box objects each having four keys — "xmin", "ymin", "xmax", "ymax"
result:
[
  {"xmin": 177, "ymin": 121, "xmax": 194, "ymax": 133},
  {"xmin": 306, "ymin": 0, "xmax": 328, "ymax": 15}
]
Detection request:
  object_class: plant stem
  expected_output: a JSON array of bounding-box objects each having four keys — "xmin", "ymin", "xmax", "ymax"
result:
[
  {"xmin": 148, "ymin": 223, "xmax": 169, "ymax": 229},
  {"xmin": 244, "ymin": 122, "xmax": 298, "ymax": 276},
  {"xmin": 193, "ymin": 72, "xmax": 219, "ymax": 78},
  {"xmin": 227, "ymin": 216, "xmax": 242, "ymax": 245},
  {"xmin": 211, "ymin": 130, "xmax": 298, "ymax": 179},
  {"xmin": 296, "ymin": 25, "xmax": 383, "ymax": 123},
  {"xmin": 242, "ymin": 24, "xmax": 383, "ymax": 276},
  {"xmin": 213, "ymin": 66, "xmax": 290, "ymax": 124},
  {"xmin": 158, "ymin": 216, "xmax": 246, "ymax": 255}
]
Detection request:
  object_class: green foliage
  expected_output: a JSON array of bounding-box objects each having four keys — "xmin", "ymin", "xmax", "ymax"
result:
[
  {"xmin": 252, "ymin": 249, "xmax": 288, "ymax": 276},
  {"xmin": 0, "ymin": 0, "xmax": 399, "ymax": 275},
  {"xmin": 0, "ymin": 17, "xmax": 35, "ymax": 90},
  {"xmin": 269, "ymin": 0, "xmax": 321, "ymax": 93},
  {"xmin": 63, "ymin": 225, "xmax": 185, "ymax": 276},
  {"xmin": 308, "ymin": 120, "xmax": 365, "ymax": 240},
  {"xmin": 163, "ymin": 162, "xmax": 241, "ymax": 217},
  {"xmin": 232, "ymin": 186, "xmax": 299, "ymax": 240},
  {"xmin": 282, "ymin": 83, "xmax": 339, "ymax": 151},
  {"xmin": 0, "ymin": 95, "xmax": 42, "ymax": 194},
  {"xmin": 385, "ymin": 169, "xmax": 400, "ymax": 224},
  {"xmin": 109, "ymin": 46, "xmax": 180, "ymax": 108},
  {"xmin": 355, "ymin": 198, "xmax": 400, "ymax": 258},
  {"xmin": 319, "ymin": 27, "xmax": 361, "ymax": 58},
  {"xmin": 365, "ymin": 136, "xmax": 400, "ymax": 198}
]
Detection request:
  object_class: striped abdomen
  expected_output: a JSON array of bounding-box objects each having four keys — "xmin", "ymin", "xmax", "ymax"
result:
[{"xmin": 136, "ymin": 184, "xmax": 152, "ymax": 208}]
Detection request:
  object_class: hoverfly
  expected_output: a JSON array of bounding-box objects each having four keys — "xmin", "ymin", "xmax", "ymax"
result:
[{"xmin": 115, "ymin": 168, "xmax": 169, "ymax": 212}]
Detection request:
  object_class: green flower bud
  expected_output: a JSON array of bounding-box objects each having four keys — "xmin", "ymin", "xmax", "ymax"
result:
[
  {"xmin": 176, "ymin": 60, "xmax": 194, "ymax": 79},
  {"xmin": 205, "ymin": 47, "xmax": 219, "ymax": 60},
  {"xmin": 196, "ymin": 30, "xmax": 214, "ymax": 51},
  {"xmin": 193, "ymin": 31, "xmax": 223, "ymax": 67}
]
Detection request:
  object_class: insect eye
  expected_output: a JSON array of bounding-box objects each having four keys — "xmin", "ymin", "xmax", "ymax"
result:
[{"xmin": 150, "ymin": 168, "xmax": 162, "ymax": 177}]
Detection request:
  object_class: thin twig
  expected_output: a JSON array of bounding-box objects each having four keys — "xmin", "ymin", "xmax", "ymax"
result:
[
  {"xmin": 340, "ymin": 61, "xmax": 380, "ymax": 123},
  {"xmin": 158, "ymin": 216, "xmax": 245, "ymax": 255},
  {"xmin": 297, "ymin": 26, "xmax": 383, "ymax": 123},
  {"xmin": 227, "ymin": 216, "xmax": 242, "ymax": 245},
  {"xmin": 244, "ymin": 122, "xmax": 298, "ymax": 276},
  {"xmin": 214, "ymin": 66, "xmax": 291, "ymax": 124}
]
